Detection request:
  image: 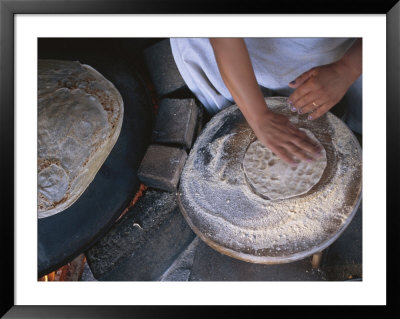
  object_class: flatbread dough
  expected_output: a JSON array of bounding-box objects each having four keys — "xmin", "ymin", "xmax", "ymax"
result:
[
  {"xmin": 243, "ymin": 129, "xmax": 327, "ymax": 200},
  {"xmin": 38, "ymin": 60, "xmax": 124, "ymax": 218}
]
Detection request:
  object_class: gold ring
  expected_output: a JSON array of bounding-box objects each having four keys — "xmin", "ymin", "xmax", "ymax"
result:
[{"xmin": 312, "ymin": 101, "xmax": 318, "ymax": 107}]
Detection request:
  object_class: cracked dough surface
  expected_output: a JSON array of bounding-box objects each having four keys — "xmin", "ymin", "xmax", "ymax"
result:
[
  {"xmin": 37, "ymin": 60, "xmax": 124, "ymax": 218},
  {"xmin": 243, "ymin": 129, "xmax": 327, "ymax": 200}
]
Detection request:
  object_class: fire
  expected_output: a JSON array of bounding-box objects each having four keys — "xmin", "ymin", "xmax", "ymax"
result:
[
  {"xmin": 39, "ymin": 255, "xmax": 86, "ymax": 281},
  {"xmin": 39, "ymin": 271, "xmax": 55, "ymax": 282},
  {"xmin": 116, "ymin": 184, "xmax": 147, "ymax": 222}
]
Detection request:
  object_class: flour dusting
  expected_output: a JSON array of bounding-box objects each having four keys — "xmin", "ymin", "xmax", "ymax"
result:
[{"xmin": 179, "ymin": 97, "xmax": 362, "ymax": 263}]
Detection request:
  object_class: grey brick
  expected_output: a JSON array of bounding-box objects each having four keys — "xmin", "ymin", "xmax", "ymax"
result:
[
  {"xmin": 80, "ymin": 259, "xmax": 98, "ymax": 281},
  {"xmin": 137, "ymin": 144, "xmax": 187, "ymax": 192},
  {"xmin": 152, "ymin": 98, "xmax": 198, "ymax": 149},
  {"xmin": 158, "ymin": 237, "xmax": 200, "ymax": 281},
  {"xmin": 143, "ymin": 39, "xmax": 187, "ymax": 97},
  {"xmin": 194, "ymin": 99, "xmax": 207, "ymax": 138},
  {"xmin": 85, "ymin": 190, "xmax": 195, "ymax": 280}
]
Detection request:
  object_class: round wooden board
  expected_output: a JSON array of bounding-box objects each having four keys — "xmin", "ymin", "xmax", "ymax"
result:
[{"xmin": 178, "ymin": 97, "xmax": 362, "ymax": 264}]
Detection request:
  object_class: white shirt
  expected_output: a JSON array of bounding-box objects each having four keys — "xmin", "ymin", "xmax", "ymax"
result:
[{"xmin": 170, "ymin": 38, "xmax": 356, "ymax": 114}]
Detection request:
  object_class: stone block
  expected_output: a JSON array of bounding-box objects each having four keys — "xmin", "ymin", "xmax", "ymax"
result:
[
  {"xmin": 158, "ymin": 237, "xmax": 200, "ymax": 281},
  {"xmin": 137, "ymin": 144, "xmax": 187, "ymax": 192},
  {"xmin": 143, "ymin": 39, "xmax": 187, "ymax": 97},
  {"xmin": 80, "ymin": 260, "xmax": 98, "ymax": 281},
  {"xmin": 152, "ymin": 98, "xmax": 198, "ymax": 149},
  {"xmin": 194, "ymin": 99, "xmax": 208, "ymax": 139},
  {"xmin": 85, "ymin": 190, "xmax": 196, "ymax": 281}
]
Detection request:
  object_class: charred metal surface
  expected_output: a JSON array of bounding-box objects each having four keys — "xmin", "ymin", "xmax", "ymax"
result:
[{"xmin": 37, "ymin": 40, "xmax": 153, "ymax": 277}]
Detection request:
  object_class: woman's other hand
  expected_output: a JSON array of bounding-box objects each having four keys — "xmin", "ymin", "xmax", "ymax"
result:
[{"xmin": 288, "ymin": 39, "xmax": 362, "ymax": 120}]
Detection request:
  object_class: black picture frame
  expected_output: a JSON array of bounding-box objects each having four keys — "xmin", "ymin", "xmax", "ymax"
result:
[{"xmin": 1, "ymin": 0, "xmax": 398, "ymax": 317}]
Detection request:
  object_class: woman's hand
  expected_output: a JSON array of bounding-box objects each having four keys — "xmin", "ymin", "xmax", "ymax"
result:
[
  {"xmin": 288, "ymin": 39, "xmax": 362, "ymax": 120},
  {"xmin": 210, "ymin": 38, "xmax": 322, "ymax": 165},
  {"xmin": 287, "ymin": 62, "xmax": 353, "ymax": 120},
  {"xmin": 251, "ymin": 110, "xmax": 323, "ymax": 165}
]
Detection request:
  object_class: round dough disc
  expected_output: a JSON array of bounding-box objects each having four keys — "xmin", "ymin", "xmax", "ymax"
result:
[
  {"xmin": 243, "ymin": 129, "xmax": 327, "ymax": 200},
  {"xmin": 37, "ymin": 60, "xmax": 124, "ymax": 218}
]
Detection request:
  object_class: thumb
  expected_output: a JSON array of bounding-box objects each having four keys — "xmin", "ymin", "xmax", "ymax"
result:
[{"xmin": 288, "ymin": 68, "xmax": 315, "ymax": 88}]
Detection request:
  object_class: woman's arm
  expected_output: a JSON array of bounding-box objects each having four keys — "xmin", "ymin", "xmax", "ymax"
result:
[{"xmin": 209, "ymin": 38, "xmax": 322, "ymax": 165}]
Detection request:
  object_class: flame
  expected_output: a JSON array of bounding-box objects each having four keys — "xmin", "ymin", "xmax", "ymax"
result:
[
  {"xmin": 117, "ymin": 184, "xmax": 147, "ymax": 222},
  {"xmin": 39, "ymin": 254, "xmax": 86, "ymax": 281},
  {"xmin": 39, "ymin": 271, "xmax": 54, "ymax": 281}
]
